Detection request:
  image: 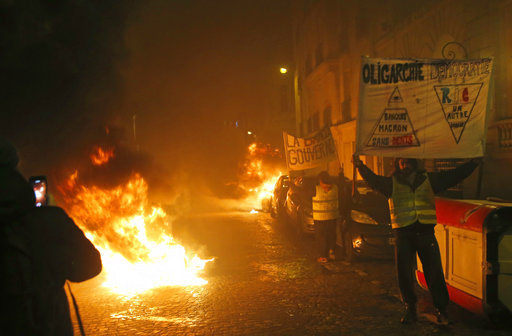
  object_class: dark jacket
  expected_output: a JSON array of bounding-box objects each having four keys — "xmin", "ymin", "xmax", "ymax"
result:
[
  {"xmin": 356, "ymin": 160, "xmax": 478, "ymax": 199},
  {"xmin": 337, "ymin": 175, "xmax": 351, "ymax": 218},
  {"xmin": 1, "ymin": 166, "xmax": 102, "ymax": 335},
  {"xmin": 356, "ymin": 160, "xmax": 478, "ymax": 232}
]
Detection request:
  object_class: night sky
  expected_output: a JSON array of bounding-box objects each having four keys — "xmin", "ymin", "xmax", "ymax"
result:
[{"xmin": 0, "ymin": 0, "xmax": 292, "ymax": 206}]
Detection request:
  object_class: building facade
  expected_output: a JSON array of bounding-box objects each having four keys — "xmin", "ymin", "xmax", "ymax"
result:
[{"xmin": 291, "ymin": 0, "xmax": 512, "ymax": 200}]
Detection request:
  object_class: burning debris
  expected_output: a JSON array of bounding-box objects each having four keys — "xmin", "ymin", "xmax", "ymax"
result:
[
  {"xmin": 57, "ymin": 144, "xmax": 212, "ymax": 294},
  {"xmin": 90, "ymin": 145, "xmax": 115, "ymax": 166}
]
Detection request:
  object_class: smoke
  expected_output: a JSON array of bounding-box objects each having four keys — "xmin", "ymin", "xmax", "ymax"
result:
[
  {"xmin": 117, "ymin": 0, "xmax": 292, "ymax": 202},
  {"xmin": 1, "ymin": 0, "xmax": 292, "ymax": 216},
  {"xmin": 0, "ymin": 0, "xmax": 138, "ymax": 177},
  {"xmin": 0, "ymin": 0, "xmax": 293, "ymax": 269}
]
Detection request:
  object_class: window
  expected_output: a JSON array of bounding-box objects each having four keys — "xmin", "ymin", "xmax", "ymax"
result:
[
  {"xmin": 323, "ymin": 106, "xmax": 332, "ymax": 126},
  {"xmin": 312, "ymin": 113, "xmax": 320, "ymax": 131},
  {"xmin": 342, "ymin": 73, "xmax": 352, "ymax": 121},
  {"xmin": 307, "ymin": 117, "xmax": 313, "ymax": 134},
  {"xmin": 315, "ymin": 43, "xmax": 324, "ymax": 67},
  {"xmin": 339, "ymin": 31, "xmax": 349, "ymax": 53},
  {"xmin": 341, "ymin": 100, "xmax": 351, "ymax": 122},
  {"xmin": 305, "ymin": 55, "xmax": 313, "ymax": 75}
]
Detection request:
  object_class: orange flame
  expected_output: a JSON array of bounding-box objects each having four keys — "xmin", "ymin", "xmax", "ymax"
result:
[
  {"xmin": 90, "ymin": 146, "xmax": 115, "ymax": 166},
  {"xmin": 59, "ymin": 168, "xmax": 212, "ymax": 295},
  {"xmin": 239, "ymin": 142, "xmax": 284, "ymax": 211}
]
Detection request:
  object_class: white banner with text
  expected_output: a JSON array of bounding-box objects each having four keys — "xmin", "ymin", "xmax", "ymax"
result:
[
  {"xmin": 356, "ymin": 57, "xmax": 493, "ymax": 158},
  {"xmin": 283, "ymin": 128, "xmax": 337, "ymax": 171}
]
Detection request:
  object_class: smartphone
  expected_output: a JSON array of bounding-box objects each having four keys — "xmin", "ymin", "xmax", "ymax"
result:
[{"xmin": 29, "ymin": 176, "xmax": 48, "ymax": 207}]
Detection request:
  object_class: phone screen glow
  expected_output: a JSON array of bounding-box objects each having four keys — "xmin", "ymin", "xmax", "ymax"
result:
[{"xmin": 33, "ymin": 180, "xmax": 47, "ymax": 207}]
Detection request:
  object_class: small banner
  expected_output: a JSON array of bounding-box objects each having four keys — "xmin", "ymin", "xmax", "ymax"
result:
[
  {"xmin": 283, "ymin": 127, "xmax": 337, "ymax": 171},
  {"xmin": 356, "ymin": 57, "xmax": 493, "ymax": 158}
]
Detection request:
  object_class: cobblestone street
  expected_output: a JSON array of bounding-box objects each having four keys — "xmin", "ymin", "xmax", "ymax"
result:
[{"xmin": 68, "ymin": 211, "xmax": 511, "ymax": 335}]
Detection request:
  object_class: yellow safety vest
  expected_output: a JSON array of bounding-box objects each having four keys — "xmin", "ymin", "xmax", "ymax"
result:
[
  {"xmin": 388, "ymin": 174, "xmax": 437, "ymax": 229},
  {"xmin": 312, "ymin": 184, "xmax": 339, "ymax": 221}
]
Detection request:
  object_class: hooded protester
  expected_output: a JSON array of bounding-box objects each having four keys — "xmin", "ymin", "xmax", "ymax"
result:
[
  {"xmin": 353, "ymin": 155, "xmax": 480, "ymax": 325},
  {"xmin": 0, "ymin": 137, "xmax": 102, "ymax": 335}
]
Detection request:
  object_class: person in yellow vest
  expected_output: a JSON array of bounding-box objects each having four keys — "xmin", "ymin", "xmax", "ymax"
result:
[
  {"xmin": 312, "ymin": 171, "xmax": 340, "ymax": 263},
  {"xmin": 353, "ymin": 155, "xmax": 481, "ymax": 325}
]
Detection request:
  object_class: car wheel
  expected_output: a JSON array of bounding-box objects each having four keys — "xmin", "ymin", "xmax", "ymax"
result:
[{"xmin": 343, "ymin": 231, "xmax": 355, "ymax": 263}]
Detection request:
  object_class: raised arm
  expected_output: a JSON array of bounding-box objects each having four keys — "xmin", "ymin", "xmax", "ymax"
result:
[
  {"xmin": 353, "ymin": 155, "xmax": 393, "ymax": 198},
  {"xmin": 428, "ymin": 158, "xmax": 480, "ymax": 194}
]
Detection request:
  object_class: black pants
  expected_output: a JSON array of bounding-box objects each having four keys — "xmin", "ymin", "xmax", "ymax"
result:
[
  {"xmin": 394, "ymin": 223, "xmax": 449, "ymax": 311},
  {"xmin": 315, "ymin": 219, "xmax": 337, "ymax": 258}
]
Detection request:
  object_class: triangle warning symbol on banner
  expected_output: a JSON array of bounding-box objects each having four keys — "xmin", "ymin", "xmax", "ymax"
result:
[
  {"xmin": 434, "ymin": 83, "xmax": 483, "ymax": 144},
  {"xmin": 366, "ymin": 108, "xmax": 420, "ymax": 148},
  {"xmin": 388, "ymin": 87, "xmax": 403, "ymax": 104}
]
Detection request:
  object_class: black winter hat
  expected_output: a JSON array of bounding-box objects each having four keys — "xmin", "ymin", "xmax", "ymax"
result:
[{"xmin": 0, "ymin": 137, "xmax": 20, "ymax": 168}]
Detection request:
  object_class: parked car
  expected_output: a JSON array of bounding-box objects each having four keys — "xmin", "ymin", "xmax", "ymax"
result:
[
  {"xmin": 336, "ymin": 180, "xmax": 394, "ymax": 262},
  {"xmin": 284, "ymin": 175, "xmax": 316, "ymax": 235},
  {"xmin": 283, "ymin": 175, "xmax": 393, "ymax": 261},
  {"xmin": 270, "ymin": 175, "xmax": 290, "ymax": 218}
]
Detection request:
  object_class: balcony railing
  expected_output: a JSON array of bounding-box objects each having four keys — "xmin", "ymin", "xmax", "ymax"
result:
[{"xmin": 496, "ymin": 119, "xmax": 512, "ymax": 148}]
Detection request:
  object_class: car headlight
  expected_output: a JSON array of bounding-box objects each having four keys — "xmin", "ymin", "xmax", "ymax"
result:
[{"xmin": 351, "ymin": 210, "xmax": 378, "ymax": 225}]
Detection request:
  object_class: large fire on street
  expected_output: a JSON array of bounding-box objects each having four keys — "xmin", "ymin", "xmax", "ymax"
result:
[
  {"xmin": 56, "ymin": 142, "xmax": 284, "ymax": 295},
  {"xmin": 58, "ymin": 146, "xmax": 213, "ymax": 295}
]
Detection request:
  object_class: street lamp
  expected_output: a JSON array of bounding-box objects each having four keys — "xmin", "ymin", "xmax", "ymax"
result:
[{"xmin": 280, "ymin": 67, "xmax": 288, "ymax": 74}]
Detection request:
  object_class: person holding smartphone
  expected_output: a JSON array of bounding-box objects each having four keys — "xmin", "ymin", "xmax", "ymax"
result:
[{"xmin": 0, "ymin": 137, "xmax": 102, "ymax": 335}]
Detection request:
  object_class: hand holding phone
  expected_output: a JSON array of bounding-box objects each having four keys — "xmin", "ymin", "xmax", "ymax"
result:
[{"xmin": 29, "ymin": 176, "xmax": 48, "ymax": 207}]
